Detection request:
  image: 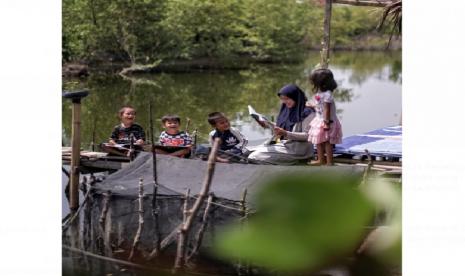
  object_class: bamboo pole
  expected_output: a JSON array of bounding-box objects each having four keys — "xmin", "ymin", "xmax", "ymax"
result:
[
  {"xmin": 128, "ymin": 178, "xmax": 145, "ymax": 261},
  {"xmin": 63, "ymin": 90, "xmax": 89, "ymax": 212},
  {"xmin": 149, "ymin": 102, "xmax": 162, "ymax": 257},
  {"xmin": 321, "ymin": 0, "xmax": 333, "ymax": 69},
  {"xmin": 186, "ymin": 194, "xmax": 213, "ymax": 262},
  {"xmin": 173, "ymin": 138, "xmax": 221, "ymax": 272},
  {"xmin": 69, "ymin": 99, "xmax": 81, "ymax": 211}
]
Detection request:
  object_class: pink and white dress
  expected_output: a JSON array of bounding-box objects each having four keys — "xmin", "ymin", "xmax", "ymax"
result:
[{"xmin": 308, "ymin": 90, "xmax": 343, "ymax": 145}]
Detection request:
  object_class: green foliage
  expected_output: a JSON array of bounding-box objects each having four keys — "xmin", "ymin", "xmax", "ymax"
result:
[
  {"xmin": 62, "ymin": 0, "xmax": 166, "ymax": 63},
  {"xmin": 330, "ymin": 6, "xmax": 380, "ymax": 46},
  {"xmin": 213, "ymin": 173, "xmax": 375, "ymax": 272},
  {"xmin": 62, "ymin": 0, "xmax": 393, "ymax": 64}
]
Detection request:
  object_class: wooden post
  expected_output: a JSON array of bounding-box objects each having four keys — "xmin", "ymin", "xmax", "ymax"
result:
[
  {"xmin": 129, "ymin": 178, "xmax": 145, "ymax": 261},
  {"xmin": 63, "ymin": 90, "xmax": 89, "ymax": 212},
  {"xmin": 173, "ymin": 138, "xmax": 221, "ymax": 272},
  {"xmin": 186, "ymin": 194, "xmax": 213, "ymax": 262},
  {"xmin": 70, "ymin": 100, "xmax": 82, "ymax": 210},
  {"xmin": 321, "ymin": 0, "xmax": 333, "ymax": 68},
  {"xmin": 97, "ymin": 191, "xmax": 112, "ymax": 255},
  {"xmin": 149, "ymin": 102, "xmax": 162, "ymax": 257},
  {"xmin": 174, "ymin": 188, "xmax": 191, "ymax": 272}
]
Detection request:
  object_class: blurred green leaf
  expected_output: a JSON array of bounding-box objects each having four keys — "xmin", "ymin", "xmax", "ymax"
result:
[
  {"xmin": 213, "ymin": 172, "xmax": 375, "ymax": 272},
  {"xmin": 360, "ymin": 178, "xmax": 402, "ymax": 265}
]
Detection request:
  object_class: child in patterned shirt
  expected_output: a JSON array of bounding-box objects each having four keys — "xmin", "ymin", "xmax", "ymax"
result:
[{"xmin": 157, "ymin": 115, "xmax": 192, "ymax": 158}]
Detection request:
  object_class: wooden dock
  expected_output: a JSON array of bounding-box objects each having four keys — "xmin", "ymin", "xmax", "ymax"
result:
[
  {"xmin": 62, "ymin": 147, "xmax": 401, "ymax": 178},
  {"xmin": 62, "ymin": 147, "xmax": 131, "ymax": 173}
]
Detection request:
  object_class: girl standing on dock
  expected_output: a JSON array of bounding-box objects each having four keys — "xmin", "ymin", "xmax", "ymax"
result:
[{"xmin": 307, "ymin": 68, "xmax": 342, "ymax": 166}]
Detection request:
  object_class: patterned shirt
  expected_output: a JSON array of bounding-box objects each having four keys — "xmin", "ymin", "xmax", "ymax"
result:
[
  {"xmin": 110, "ymin": 123, "xmax": 145, "ymax": 144},
  {"xmin": 209, "ymin": 127, "xmax": 246, "ymax": 151},
  {"xmin": 312, "ymin": 90, "xmax": 338, "ymax": 121},
  {"xmin": 159, "ymin": 131, "xmax": 193, "ymax": 146}
]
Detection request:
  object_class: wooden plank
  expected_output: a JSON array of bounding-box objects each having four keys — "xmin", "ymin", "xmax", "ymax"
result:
[
  {"xmin": 334, "ymin": 157, "xmax": 401, "ymax": 167},
  {"xmin": 333, "ymin": 0, "xmax": 390, "ymax": 7},
  {"xmin": 80, "ymin": 159, "xmax": 128, "ymax": 171}
]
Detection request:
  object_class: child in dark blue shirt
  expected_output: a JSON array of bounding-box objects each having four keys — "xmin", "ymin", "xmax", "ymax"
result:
[{"xmin": 207, "ymin": 112, "xmax": 247, "ymax": 163}]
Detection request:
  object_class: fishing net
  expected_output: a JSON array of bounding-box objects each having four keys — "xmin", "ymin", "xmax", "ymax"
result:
[{"xmin": 63, "ymin": 152, "xmax": 364, "ymax": 275}]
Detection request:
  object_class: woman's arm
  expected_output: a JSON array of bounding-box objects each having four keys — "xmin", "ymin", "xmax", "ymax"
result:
[
  {"xmin": 284, "ymin": 130, "xmax": 309, "ymax": 141},
  {"xmin": 283, "ymin": 113, "xmax": 314, "ymax": 141}
]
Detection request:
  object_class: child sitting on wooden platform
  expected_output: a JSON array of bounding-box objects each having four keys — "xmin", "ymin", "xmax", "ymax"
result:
[
  {"xmin": 109, "ymin": 106, "xmax": 146, "ymax": 145},
  {"xmin": 207, "ymin": 112, "xmax": 248, "ymax": 163},
  {"xmin": 156, "ymin": 115, "xmax": 192, "ymax": 158},
  {"xmin": 102, "ymin": 105, "xmax": 145, "ymax": 157}
]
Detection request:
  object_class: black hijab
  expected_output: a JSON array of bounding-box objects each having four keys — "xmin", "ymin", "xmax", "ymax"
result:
[{"xmin": 276, "ymin": 84, "xmax": 313, "ymax": 131}]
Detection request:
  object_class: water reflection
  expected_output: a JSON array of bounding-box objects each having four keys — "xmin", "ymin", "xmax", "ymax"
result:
[{"xmin": 62, "ymin": 51, "xmax": 401, "ymax": 148}]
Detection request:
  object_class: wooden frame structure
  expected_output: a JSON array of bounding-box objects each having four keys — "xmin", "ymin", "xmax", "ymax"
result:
[{"xmin": 320, "ymin": 0, "xmax": 395, "ymax": 68}]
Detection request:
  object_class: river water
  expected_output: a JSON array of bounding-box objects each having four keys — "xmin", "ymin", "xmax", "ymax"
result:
[
  {"xmin": 62, "ymin": 51, "xmax": 401, "ymax": 147},
  {"xmin": 62, "ymin": 51, "xmax": 401, "ymax": 216}
]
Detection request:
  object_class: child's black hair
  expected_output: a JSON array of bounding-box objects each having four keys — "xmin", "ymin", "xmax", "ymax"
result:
[
  {"xmin": 309, "ymin": 68, "xmax": 338, "ymax": 92},
  {"xmin": 118, "ymin": 105, "xmax": 136, "ymax": 117},
  {"xmin": 207, "ymin": 112, "xmax": 227, "ymax": 126},
  {"xmin": 161, "ymin": 114, "xmax": 181, "ymax": 124}
]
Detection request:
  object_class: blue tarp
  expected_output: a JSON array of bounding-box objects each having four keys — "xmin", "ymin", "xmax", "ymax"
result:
[{"xmin": 334, "ymin": 125, "xmax": 402, "ymax": 158}]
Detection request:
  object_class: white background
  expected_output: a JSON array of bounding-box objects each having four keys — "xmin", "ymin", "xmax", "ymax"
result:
[{"xmin": 1, "ymin": 1, "xmax": 465, "ymax": 275}]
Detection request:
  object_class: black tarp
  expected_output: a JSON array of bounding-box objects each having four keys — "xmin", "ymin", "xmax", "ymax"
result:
[{"xmin": 94, "ymin": 152, "xmax": 363, "ymax": 202}]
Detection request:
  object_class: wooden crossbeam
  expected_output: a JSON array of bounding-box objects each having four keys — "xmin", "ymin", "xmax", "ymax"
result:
[{"xmin": 333, "ymin": 0, "xmax": 390, "ymax": 7}]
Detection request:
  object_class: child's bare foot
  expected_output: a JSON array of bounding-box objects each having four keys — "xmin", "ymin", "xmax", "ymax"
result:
[{"xmin": 307, "ymin": 160, "xmax": 323, "ymax": 166}]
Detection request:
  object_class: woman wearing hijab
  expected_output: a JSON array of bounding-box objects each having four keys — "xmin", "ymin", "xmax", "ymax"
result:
[{"xmin": 248, "ymin": 84, "xmax": 315, "ymax": 165}]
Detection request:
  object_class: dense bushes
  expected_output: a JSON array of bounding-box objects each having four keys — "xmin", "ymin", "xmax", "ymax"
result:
[{"xmin": 63, "ymin": 0, "xmax": 393, "ymax": 64}]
